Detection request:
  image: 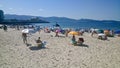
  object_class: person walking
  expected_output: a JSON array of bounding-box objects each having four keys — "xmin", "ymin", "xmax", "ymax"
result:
[{"xmin": 22, "ymin": 33, "xmax": 27, "ymax": 44}]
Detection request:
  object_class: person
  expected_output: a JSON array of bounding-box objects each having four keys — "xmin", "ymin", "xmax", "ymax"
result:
[
  {"xmin": 80, "ymin": 29, "xmax": 84, "ymax": 35},
  {"xmin": 109, "ymin": 30, "xmax": 114, "ymax": 37},
  {"xmin": 91, "ymin": 28, "xmax": 98, "ymax": 37},
  {"xmin": 22, "ymin": 33, "xmax": 27, "ymax": 44},
  {"xmin": 3, "ymin": 25, "xmax": 7, "ymax": 31},
  {"xmin": 36, "ymin": 37, "xmax": 43, "ymax": 48},
  {"xmin": 71, "ymin": 35, "xmax": 77, "ymax": 46},
  {"xmin": 91, "ymin": 30, "xmax": 97, "ymax": 37},
  {"xmin": 77, "ymin": 38, "xmax": 84, "ymax": 46},
  {"xmin": 16, "ymin": 25, "xmax": 20, "ymax": 30},
  {"xmin": 55, "ymin": 29, "xmax": 59, "ymax": 37},
  {"xmin": 65, "ymin": 29, "xmax": 69, "ymax": 37}
]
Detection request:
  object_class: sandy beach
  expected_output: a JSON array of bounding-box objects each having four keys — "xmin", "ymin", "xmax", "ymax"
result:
[{"xmin": 0, "ymin": 28, "xmax": 120, "ymax": 68}]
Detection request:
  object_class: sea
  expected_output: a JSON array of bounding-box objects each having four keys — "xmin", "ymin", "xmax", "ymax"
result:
[{"xmin": 33, "ymin": 22, "xmax": 120, "ymax": 31}]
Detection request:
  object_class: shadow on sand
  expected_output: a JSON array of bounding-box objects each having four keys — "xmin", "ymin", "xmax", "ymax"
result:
[
  {"xmin": 26, "ymin": 43, "xmax": 32, "ymax": 46},
  {"xmin": 29, "ymin": 46, "xmax": 47, "ymax": 50},
  {"xmin": 75, "ymin": 44, "xmax": 89, "ymax": 48},
  {"xmin": 59, "ymin": 35, "xmax": 66, "ymax": 38}
]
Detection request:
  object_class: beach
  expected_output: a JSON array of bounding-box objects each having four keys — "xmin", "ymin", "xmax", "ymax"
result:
[{"xmin": 0, "ymin": 28, "xmax": 120, "ymax": 68}]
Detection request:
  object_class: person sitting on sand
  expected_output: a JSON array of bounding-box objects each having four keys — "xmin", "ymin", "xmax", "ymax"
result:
[
  {"xmin": 71, "ymin": 35, "xmax": 77, "ymax": 46},
  {"xmin": 77, "ymin": 38, "xmax": 84, "ymax": 46},
  {"xmin": 36, "ymin": 37, "xmax": 43, "ymax": 48},
  {"xmin": 22, "ymin": 33, "xmax": 27, "ymax": 44}
]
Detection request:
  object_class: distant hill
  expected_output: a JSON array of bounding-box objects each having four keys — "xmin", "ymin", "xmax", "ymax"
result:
[
  {"xmin": 4, "ymin": 14, "xmax": 120, "ymax": 24},
  {"xmin": 5, "ymin": 14, "xmax": 77, "ymax": 23},
  {"xmin": 2, "ymin": 14, "xmax": 49, "ymax": 25},
  {"xmin": 5, "ymin": 14, "xmax": 35, "ymax": 20},
  {"xmin": 39, "ymin": 16, "xmax": 77, "ymax": 23}
]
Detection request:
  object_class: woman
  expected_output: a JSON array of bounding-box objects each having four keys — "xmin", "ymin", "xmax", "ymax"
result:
[{"xmin": 71, "ymin": 35, "xmax": 77, "ymax": 46}]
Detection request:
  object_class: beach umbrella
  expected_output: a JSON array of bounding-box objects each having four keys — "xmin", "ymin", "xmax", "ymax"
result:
[
  {"xmin": 69, "ymin": 31, "xmax": 79, "ymax": 35},
  {"xmin": 22, "ymin": 29, "xmax": 35, "ymax": 33},
  {"xmin": 114, "ymin": 30, "xmax": 120, "ymax": 34}
]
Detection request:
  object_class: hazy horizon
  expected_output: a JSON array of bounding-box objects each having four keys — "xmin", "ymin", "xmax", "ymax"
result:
[{"xmin": 0, "ymin": 0, "xmax": 120, "ymax": 21}]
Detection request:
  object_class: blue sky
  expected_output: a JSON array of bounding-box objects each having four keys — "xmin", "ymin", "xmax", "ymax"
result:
[{"xmin": 0, "ymin": 0, "xmax": 120, "ymax": 21}]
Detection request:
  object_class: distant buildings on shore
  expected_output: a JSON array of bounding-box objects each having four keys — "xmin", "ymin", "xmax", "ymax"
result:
[{"xmin": 0, "ymin": 10, "xmax": 49, "ymax": 25}]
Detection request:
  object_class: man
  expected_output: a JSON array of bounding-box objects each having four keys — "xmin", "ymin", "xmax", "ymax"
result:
[
  {"xmin": 36, "ymin": 37, "xmax": 43, "ymax": 48},
  {"xmin": 3, "ymin": 25, "xmax": 7, "ymax": 31},
  {"xmin": 22, "ymin": 33, "xmax": 27, "ymax": 44}
]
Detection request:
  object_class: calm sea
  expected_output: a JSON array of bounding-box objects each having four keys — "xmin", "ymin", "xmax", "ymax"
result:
[{"xmin": 34, "ymin": 22, "xmax": 120, "ymax": 30}]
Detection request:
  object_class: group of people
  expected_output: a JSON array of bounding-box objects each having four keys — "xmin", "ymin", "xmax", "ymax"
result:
[
  {"xmin": 22, "ymin": 31, "xmax": 84, "ymax": 49},
  {"xmin": 90, "ymin": 29, "xmax": 116, "ymax": 40},
  {"xmin": 22, "ymin": 32, "xmax": 46, "ymax": 48},
  {"xmin": 21, "ymin": 27, "xmax": 117, "ymax": 48},
  {"xmin": 71, "ymin": 35, "xmax": 84, "ymax": 46}
]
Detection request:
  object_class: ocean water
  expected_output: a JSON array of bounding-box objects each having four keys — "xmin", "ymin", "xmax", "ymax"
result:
[{"xmin": 34, "ymin": 22, "xmax": 120, "ymax": 30}]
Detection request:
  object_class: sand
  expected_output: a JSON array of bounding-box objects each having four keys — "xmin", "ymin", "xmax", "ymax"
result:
[{"xmin": 0, "ymin": 28, "xmax": 120, "ymax": 68}]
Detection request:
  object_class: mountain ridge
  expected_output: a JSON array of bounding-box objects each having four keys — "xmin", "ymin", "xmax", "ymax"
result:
[{"xmin": 4, "ymin": 14, "xmax": 120, "ymax": 23}]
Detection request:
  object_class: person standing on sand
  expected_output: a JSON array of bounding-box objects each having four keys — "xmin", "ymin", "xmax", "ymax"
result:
[
  {"xmin": 22, "ymin": 33, "xmax": 27, "ymax": 44},
  {"xmin": 91, "ymin": 30, "xmax": 97, "ymax": 37},
  {"xmin": 55, "ymin": 29, "xmax": 59, "ymax": 37},
  {"xmin": 65, "ymin": 29, "xmax": 69, "ymax": 37},
  {"xmin": 3, "ymin": 25, "xmax": 7, "ymax": 31}
]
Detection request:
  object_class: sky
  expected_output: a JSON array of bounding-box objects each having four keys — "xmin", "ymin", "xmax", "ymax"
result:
[{"xmin": 0, "ymin": 0, "xmax": 120, "ymax": 21}]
